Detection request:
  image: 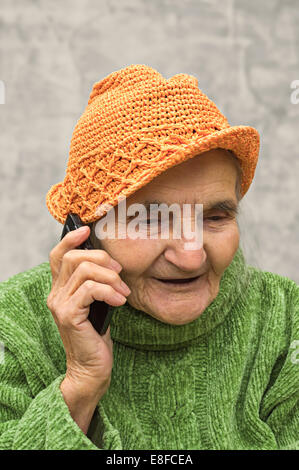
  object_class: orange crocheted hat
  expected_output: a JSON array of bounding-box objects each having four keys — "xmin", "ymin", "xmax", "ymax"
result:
[{"xmin": 46, "ymin": 64, "xmax": 260, "ymax": 225}]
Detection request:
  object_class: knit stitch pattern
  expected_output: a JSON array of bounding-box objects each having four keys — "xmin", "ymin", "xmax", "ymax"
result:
[
  {"xmin": 45, "ymin": 64, "xmax": 260, "ymax": 225},
  {"xmin": 0, "ymin": 247, "xmax": 298, "ymax": 450}
]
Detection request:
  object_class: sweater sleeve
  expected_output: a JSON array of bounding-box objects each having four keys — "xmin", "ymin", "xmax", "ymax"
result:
[
  {"xmin": 0, "ymin": 263, "xmax": 123, "ymax": 450},
  {"xmin": 261, "ymin": 281, "xmax": 299, "ymax": 450},
  {"xmin": 0, "ymin": 345, "xmax": 123, "ymax": 450},
  {"xmin": 0, "ymin": 345, "xmax": 95, "ymax": 449}
]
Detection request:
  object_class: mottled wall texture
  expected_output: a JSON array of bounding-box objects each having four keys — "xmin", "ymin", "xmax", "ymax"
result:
[{"xmin": 0, "ymin": 0, "xmax": 298, "ymax": 283}]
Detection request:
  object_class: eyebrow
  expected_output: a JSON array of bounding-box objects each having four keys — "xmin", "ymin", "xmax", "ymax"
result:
[{"xmin": 138, "ymin": 199, "xmax": 239, "ymax": 215}]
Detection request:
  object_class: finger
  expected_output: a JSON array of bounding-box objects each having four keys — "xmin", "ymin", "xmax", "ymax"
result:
[
  {"xmin": 72, "ymin": 280, "xmax": 127, "ymax": 313},
  {"xmin": 50, "ymin": 228, "xmax": 123, "ymax": 289},
  {"xmin": 49, "ymin": 226, "xmax": 91, "ymax": 283},
  {"xmin": 63, "ymin": 262, "xmax": 131, "ymax": 299},
  {"xmin": 56, "ymin": 250, "xmax": 123, "ymax": 291}
]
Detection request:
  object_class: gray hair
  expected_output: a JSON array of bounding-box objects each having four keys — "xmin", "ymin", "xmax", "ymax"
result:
[{"xmin": 225, "ymin": 149, "xmax": 243, "ymax": 202}]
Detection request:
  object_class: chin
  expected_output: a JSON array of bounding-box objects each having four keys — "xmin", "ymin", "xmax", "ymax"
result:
[{"xmin": 148, "ymin": 305, "xmax": 206, "ymax": 326}]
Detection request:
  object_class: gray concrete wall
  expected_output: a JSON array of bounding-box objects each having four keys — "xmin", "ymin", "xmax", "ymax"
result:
[{"xmin": 0, "ymin": 0, "xmax": 298, "ymax": 283}]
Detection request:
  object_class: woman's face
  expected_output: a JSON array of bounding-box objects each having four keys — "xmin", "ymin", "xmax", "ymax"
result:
[{"xmin": 91, "ymin": 148, "xmax": 240, "ymax": 325}]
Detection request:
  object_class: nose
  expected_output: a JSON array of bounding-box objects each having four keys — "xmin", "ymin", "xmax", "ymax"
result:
[{"xmin": 163, "ymin": 239, "xmax": 207, "ymax": 273}]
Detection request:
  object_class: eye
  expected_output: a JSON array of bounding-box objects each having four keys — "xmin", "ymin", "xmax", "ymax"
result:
[{"xmin": 206, "ymin": 216, "xmax": 226, "ymax": 221}]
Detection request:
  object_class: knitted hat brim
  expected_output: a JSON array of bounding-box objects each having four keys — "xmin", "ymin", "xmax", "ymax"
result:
[{"xmin": 46, "ymin": 124, "xmax": 259, "ymax": 225}]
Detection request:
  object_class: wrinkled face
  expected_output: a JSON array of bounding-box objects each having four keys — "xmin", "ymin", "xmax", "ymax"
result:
[{"xmin": 91, "ymin": 148, "xmax": 240, "ymax": 325}]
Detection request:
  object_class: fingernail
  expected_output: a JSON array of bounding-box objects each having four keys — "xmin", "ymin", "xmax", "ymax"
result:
[
  {"xmin": 77, "ymin": 226, "xmax": 88, "ymax": 234},
  {"xmin": 110, "ymin": 259, "xmax": 122, "ymax": 271},
  {"xmin": 114, "ymin": 292, "xmax": 126, "ymax": 303},
  {"xmin": 120, "ymin": 280, "xmax": 131, "ymax": 295}
]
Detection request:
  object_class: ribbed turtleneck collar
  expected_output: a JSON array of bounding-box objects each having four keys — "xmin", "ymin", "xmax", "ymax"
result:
[{"xmin": 109, "ymin": 246, "xmax": 251, "ymax": 351}]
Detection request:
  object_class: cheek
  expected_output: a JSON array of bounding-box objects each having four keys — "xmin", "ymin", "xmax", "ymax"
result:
[
  {"xmin": 101, "ymin": 238, "xmax": 157, "ymax": 275},
  {"xmin": 205, "ymin": 223, "xmax": 240, "ymax": 272}
]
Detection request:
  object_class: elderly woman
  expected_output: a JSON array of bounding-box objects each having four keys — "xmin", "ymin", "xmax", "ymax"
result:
[{"xmin": 0, "ymin": 65, "xmax": 298, "ymax": 451}]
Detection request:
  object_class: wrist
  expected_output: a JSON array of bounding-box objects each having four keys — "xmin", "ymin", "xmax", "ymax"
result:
[
  {"xmin": 62, "ymin": 373, "xmax": 107, "ymax": 404},
  {"xmin": 60, "ymin": 376, "xmax": 103, "ymax": 435}
]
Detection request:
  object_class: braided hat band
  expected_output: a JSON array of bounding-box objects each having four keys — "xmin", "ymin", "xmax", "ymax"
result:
[{"xmin": 46, "ymin": 64, "xmax": 260, "ymax": 225}]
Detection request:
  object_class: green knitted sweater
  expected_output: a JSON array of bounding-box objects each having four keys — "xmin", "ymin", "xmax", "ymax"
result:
[{"xmin": 0, "ymin": 247, "xmax": 298, "ymax": 450}]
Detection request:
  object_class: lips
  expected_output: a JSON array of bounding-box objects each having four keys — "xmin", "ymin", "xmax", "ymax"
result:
[{"xmin": 155, "ymin": 275, "xmax": 201, "ymax": 284}]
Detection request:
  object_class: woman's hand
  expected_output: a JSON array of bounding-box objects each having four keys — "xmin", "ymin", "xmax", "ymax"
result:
[{"xmin": 46, "ymin": 225, "xmax": 131, "ymax": 424}]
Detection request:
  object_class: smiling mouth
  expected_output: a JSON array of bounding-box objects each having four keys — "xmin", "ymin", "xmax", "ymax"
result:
[{"xmin": 155, "ymin": 275, "xmax": 201, "ymax": 285}]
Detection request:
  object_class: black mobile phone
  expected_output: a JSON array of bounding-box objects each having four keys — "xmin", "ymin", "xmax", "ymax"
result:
[{"xmin": 60, "ymin": 213, "xmax": 114, "ymax": 336}]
